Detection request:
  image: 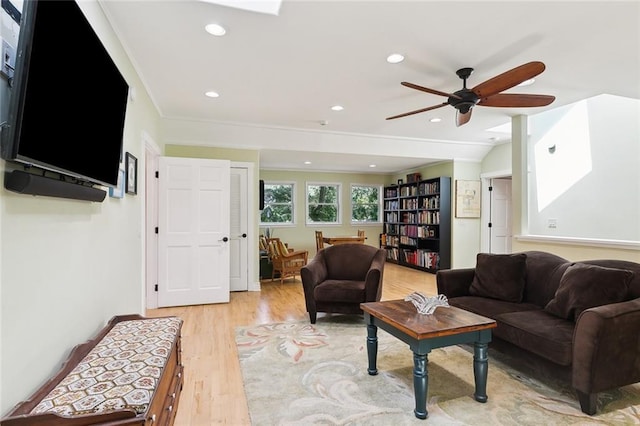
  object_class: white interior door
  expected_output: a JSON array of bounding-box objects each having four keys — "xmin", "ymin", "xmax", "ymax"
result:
[
  {"xmin": 489, "ymin": 178, "xmax": 512, "ymax": 254},
  {"xmin": 230, "ymin": 167, "xmax": 248, "ymax": 291},
  {"xmin": 158, "ymin": 156, "xmax": 230, "ymax": 307}
]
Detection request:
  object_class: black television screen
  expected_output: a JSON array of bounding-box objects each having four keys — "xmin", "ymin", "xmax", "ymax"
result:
[{"xmin": 1, "ymin": 0, "xmax": 129, "ymax": 188}]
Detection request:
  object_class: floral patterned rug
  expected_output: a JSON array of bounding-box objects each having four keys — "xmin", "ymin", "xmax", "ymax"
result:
[{"xmin": 235, "ymin": 317, "xmax": 640, "ymax": 425}]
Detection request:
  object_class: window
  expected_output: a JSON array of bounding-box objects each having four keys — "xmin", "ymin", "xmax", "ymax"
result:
[
  {"xmin": 351, "ymin": 184, "xmax": 382, "ymax": 223},
  {"xmin": 306, "ymin": 183, "xmax": 341, "ymax": 224},
  {"xmin": 260, "ymin": 182, "xmax": 295, "ymax": 225}
]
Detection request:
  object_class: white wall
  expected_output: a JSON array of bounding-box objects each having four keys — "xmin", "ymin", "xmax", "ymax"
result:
[
  {"xmin": 527, "ymin": 94, "xmax": 640, "ymax": 242},
  {"xmin": 0, "ymin": 1, "xmax": 161, "ymax": 414}
]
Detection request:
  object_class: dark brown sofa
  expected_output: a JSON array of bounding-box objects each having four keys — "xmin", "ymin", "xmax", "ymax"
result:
[
  {"xmin": 301, "ymin": 243, "xmax": 386, "ymax": 324},
  {"xmin": 436, "ymin": 251, "xmax": 640, "ymax": 415}
]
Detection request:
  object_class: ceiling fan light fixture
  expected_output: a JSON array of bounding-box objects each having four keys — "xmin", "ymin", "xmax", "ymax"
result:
[
  {"xmin": 386, "ymin": 53, "xmax": 405, "ymax": 64},
  {"xmin": 205, "ymin": 23, "xmax": 227, "ymax": 36}
]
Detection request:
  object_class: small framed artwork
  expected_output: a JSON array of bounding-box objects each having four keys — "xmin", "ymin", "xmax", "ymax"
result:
[
  {"xmin": 455, "ymin": 180, "xmax": 481, "ymax": 218},
  {"xmin": 125, "ymin": 152, "xmax": 138, "ymax": 195},
  {"xmin": 397, "ymin": 179, "xmax": 403, "ymax": 185},
  {"xmin": 109, "ymin": 167, "xmax": 125, "ymax": 198}
]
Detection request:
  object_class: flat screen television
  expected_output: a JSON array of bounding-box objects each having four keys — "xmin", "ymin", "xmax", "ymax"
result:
[{"xmin": 1, "ymin": 0, "xmax": 129, "ymax": 188}]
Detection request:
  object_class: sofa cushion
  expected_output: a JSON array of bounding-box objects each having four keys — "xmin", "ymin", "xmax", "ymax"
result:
[
  {"xmin": 521, "ymin": 251, "xmax": 570, "ymax": 307},
  {"xmin": 314, "ymin": 279, "xmax": 365, "ymax": 302},
  {"xmin": 544, "ymin": 263, "xmax": 633, "ymax": 321},
  {"xmin": 495, "ymin": 310, "xmax": 575, "ymax": 366},
  {"xmin": 469, "ymin": 253, "xmax": 527, "ymax": 302},
  {"xmin": 448, "ymin": 296, "xmax": 540, "ymax": 319}
]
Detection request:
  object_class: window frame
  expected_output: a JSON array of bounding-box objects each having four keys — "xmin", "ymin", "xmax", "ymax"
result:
[
  {"xmin": 350, "ymin": 183, "xmax": 383, "ymax": 225},
  {"xmin": 259, "ymin": 181, "xmax": 296, "ymax": 227},
  {"xmin": 305, "ymin": 181, "xmax": 342, "ymax": 225}
]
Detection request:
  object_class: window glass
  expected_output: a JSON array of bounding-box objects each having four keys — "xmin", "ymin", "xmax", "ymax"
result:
[
  {"xmin": 260, "ymin": 182, "xmax": 294, "ymax": 225},
  {"xmin": 351, "ymin": 184, "xmax": 381, "ymax": 223},
  {"xmin": 307, "ymin": 183, "xmax": 340, "ymax": 224}
]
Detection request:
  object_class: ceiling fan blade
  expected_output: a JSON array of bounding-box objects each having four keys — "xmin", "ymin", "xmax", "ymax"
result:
[
  {"xmin": 386, "ymin": 102, "xmax": 448, "ymax": 120},
  {"xmin": 478, "ymin": 93, "xmax": 556, "ymax": 107},
  {"xmin": 471, "ymin": 61, "xmax": 546, "ymax": 99},
  {"xmin": 401, "ymin": 82, "xmax": 462, "ymax": 100},
  {"xmin": 456, "ymin": 109, "xmax": 473, "ymax": 127}
]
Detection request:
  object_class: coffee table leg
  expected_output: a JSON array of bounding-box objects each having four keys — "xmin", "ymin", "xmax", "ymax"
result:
[
  {"xmin": 413, "ymin": 352, "xmax": 428, "ymax": 419},
  {"xmin": 473, "ymin": 342, "xmax": 489, "ymax": 403},
  {"xmin": 366, "ymin": 323, "xmax": 378, "ymax": 375}
]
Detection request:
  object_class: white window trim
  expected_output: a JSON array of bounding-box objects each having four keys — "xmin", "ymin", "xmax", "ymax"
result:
[
  {"xmin": 260, "ymin": 181, "xmax": 297, "ymax": 227},
  {"xmin": 350, "ymin": 183, "xmax": 383, "ymax": 225},
  {"xmin": 305, "ymin": 181, "xmax": 342, "ymax": 226}
]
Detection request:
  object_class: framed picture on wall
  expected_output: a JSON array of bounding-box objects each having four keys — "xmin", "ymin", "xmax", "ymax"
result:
[
  {"xmin": 125, "ymin": 152, "xmax": 137, "ymax": 195},
  {"xmin": 455, "ymin": 180, "xmax": 481, "ymax": 218}
]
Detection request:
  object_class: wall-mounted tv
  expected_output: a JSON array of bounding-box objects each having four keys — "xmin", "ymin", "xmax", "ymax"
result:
[{"xmin": 1, "ymin": 0, "xmax": 129, "ymax": 189}]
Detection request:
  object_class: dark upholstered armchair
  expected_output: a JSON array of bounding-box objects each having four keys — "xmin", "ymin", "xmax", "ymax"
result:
[{"xmin": 300, "ymin": 244, "xmax": 386, "ymax": 324}]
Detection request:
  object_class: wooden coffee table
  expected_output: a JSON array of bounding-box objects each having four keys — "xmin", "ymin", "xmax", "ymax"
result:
[{"xmin": 360, "ymin": 299, "xmax": 497, "ymax": 419}]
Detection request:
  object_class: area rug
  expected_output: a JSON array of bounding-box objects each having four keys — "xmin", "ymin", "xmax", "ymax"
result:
[{"xmin": 236, "ymin": 317, "xmax": 640, "ymax": 425}]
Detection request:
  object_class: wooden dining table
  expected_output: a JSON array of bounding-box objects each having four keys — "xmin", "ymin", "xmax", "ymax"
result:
[{"xmin": 322, "ymin": 235, "xmax": 366, "ymax": 245}]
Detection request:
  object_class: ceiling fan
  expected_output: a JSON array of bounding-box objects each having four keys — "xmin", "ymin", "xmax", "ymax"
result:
[{"xmin": 386, "ymin": 61, "xmax": 555, "ymax": 127}]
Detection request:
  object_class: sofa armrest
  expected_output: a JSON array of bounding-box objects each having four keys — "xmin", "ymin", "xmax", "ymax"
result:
[
  {"xmin": 572, "ymin": 298, "xmax": 640, "ymax": 394},
  {"xmin": 436, "ymin": 268, "xmax": 475, "ymax": 298},
  {"xmin": 301, "ymin": 258, "xmax": 327, "ymax": 289},
  {"xmin": 364, "ymin": 249, "xmax": 387, "ymax": 302}
]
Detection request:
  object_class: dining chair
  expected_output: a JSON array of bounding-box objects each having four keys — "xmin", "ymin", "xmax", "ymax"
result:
[
  {"xmin": 267, "ymin": 239, "xmax": 308, "ymax": 284},
  {"xmin": 315, "ymin": 230, "xmax": 325, "ymax": 252}
]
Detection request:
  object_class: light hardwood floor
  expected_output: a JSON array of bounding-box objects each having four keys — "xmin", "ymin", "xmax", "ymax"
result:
[{"xmin": 146, "ymin": 262, "xmax": 437, "ymax": 425}]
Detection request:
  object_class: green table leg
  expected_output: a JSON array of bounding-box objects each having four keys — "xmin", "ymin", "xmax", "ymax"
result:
[
  {"xmin": 473, "ymin": 341, "xmax": 489, "ymax": 403},
  {"xmin": 366, "ymin": 323, "xmax": 378, "ymax": 375},
  {"xmin": 413, "ymin": 351, "xmax": 429, "ymax": 419}
]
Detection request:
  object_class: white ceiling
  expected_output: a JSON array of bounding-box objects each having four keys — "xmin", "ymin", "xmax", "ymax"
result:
[{"xmin": 100, "ymin": 1, "xmax": 640, "ymax": 174}]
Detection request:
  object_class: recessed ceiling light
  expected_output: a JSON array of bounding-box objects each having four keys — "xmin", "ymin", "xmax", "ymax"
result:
[
  {"xmin": 331, "ymin": 105, "xmax": 344, "ymax": 111},
  {"xmin": 429, "ymin": 117, "xmax": 442, "ymax": 123},
  {"xmin": 205, "ymin": 91, "xmax": 220, "ymax": 98},
  {"xmin": 517, "ymin": 78, "xmax": 535, "ymax": 87},
  {"xmin": 304, "ymin": 161, "xmax": 312, "ymax": 165},
  {"xmin": 369, "ymin": 164, "xmax": 377, "ymax": 168},
  {"xmin": 386, "ymin": 53, "xmax": 405, "ymax": 64},
  {"xmin": 205, "ymin": 23, "xmax": 227, "ymax": 36}
]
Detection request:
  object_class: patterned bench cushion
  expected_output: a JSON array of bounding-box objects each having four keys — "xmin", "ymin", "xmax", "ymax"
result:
[{"xmin": 30, "ymin": 317, "xmax": 182, "ymax": 417}]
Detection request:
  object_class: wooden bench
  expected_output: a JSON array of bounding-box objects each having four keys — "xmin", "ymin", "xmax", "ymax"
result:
[{"xmin": 1, "ymin": 314, "xmax": 183, "ymax": 426}]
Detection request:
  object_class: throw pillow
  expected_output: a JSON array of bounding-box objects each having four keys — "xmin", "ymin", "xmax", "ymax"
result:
[
  {"xmin": 544, "ymin": 263, "xmax": 633, "ymax": 321},
  {"xmin": 469, "ymin": 253, "xmax": 527, "ymax": 302}
]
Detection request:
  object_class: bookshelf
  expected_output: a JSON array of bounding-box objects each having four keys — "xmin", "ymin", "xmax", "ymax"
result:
[{"xmin": 382, "ymin": 176, "xmax": 451, "ymax": 272}]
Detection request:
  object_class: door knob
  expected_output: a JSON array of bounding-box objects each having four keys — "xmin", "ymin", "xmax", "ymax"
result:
[
  {"xmin": 241, "ymin": 233, "xmax": 247, "ymax": 238},
  {"xmin": 222, "ymin": 237, "xmax": 229, "ymax": 242}
]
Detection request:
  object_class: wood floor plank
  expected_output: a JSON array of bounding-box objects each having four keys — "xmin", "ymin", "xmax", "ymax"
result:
[{"xmin": 146, "ymin": 261, "xmax": 436, "ymax": 425}]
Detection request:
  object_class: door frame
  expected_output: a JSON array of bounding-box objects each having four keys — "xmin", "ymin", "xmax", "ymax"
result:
[
  {"xmin": 144, "ymin": 131, "xmax": 161, "ymax": 309},
  {"xmin": 480, "ymin": 169, "xmax": 512, "ymax": 253}
]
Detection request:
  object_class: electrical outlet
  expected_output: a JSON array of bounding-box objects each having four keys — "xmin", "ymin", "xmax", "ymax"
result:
[
  {"xmin": 547, "ymin": 218, "xmax": 557, "ymax": 229},
  {"xmin": 1, "ymin": 37, "xmax": 15, "ymax": 79}
]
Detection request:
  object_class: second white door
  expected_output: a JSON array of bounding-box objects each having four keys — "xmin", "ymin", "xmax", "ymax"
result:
[{"xmin": 230, "ymin": 166, "xmax": 249, "ymax": 291}]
